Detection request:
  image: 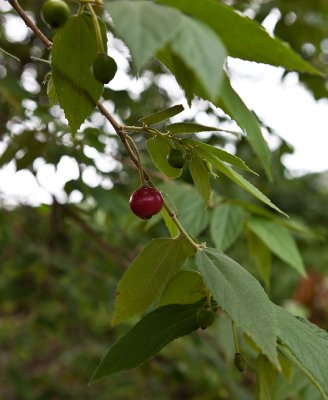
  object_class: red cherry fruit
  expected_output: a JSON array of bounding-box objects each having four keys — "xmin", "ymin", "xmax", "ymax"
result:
[{"xmin": 129, "ymin": 186, "xmax": 164, "ymax": 219}]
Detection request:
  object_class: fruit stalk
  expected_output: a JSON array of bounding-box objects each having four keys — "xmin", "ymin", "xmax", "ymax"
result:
[
  {"xmin": 125, "ymin": 135, "xmax": 147, "ymax": 187},
  {"xmin": 7, "ymin": 0, "xmax": 53, "ymax": 49},
  {"xmin": 232, "ymin": 320, "xmax": 239, "ymax": 353},
  {"xmin": 87, "ymin": 3, "xmax": 105, "ymax": 54}
]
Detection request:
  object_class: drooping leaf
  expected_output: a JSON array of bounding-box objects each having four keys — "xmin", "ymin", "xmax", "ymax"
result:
[
  {"xmin": 276, "ymin": 305, "xmax": 328, "ymax": 398},
  {"xmin": 217, "ymin": 74, "xmax": 272, "ymax": 179},
  {"xmin": 160, "ymin": 182, "xmax": 210, "ymax": 237},
  {"xmin": 161, "ymin": 207, "xmax": 179, "ymax": 238},
  {"xmin": 159, "ymin": 271, "xmax": 206, "ymax": 306},
  {"xmin": 47, "ymin": 75, "xmax": 58, "ymax": 107},
  {"xmin": 184, "ymin": 139, "xmax": 255, "ymax": 174},
  {"xmin": 278, "ymin": 344, "xmax": 328, "ymax": 400},
  {"xmin": 210, "ymin": 203, "xmax": 246, "ymax": 251},
  {"xmin": 139, "ymin": 104, "xmax": 184, "ymax": 126},
  {"xmin": 147, "ymin": 136, "xmax": 182, "ymax": 178},
  {"xmin": 91, "ymin": 301, "xmax": 203, "ymax": 380},
  {"xmin": 256, "ymin": 354, "xmax": 277, "ymax": 400},
  {"xmin": 189, "ymin": 155, "xmax": 211, "ymax": 205},
  {"xmin": 157, "ymin": 0, "xmax": 320, "ymax": 74},
  {"xmin": 248, "ymin": 217, "xmax": 306, "ymax": 276},
  {"xmin": 196, "ymin": 247, "xmax": 279, "ymax": 367},
  {"xmin": 106, "ymin": 1, "xmax": 182, "ymax": 71},
  {"xmin": 194, "ymin": 149, "xmax": 286, "ymax": 216},
  {"xmin": 112, "ymin": 236, "xmax": 194, "ymax": 324},
  {"xmin": 278, "ymin": 352, "xmax": 293, "ymax": 382},
  {"xmin": 247, "ymin": 230, "xmax": 272, "ymax": 290},
  {"xmin": 51, "ymin": 14, "xmax": 105, "ymax": 136},
  {"xmin": 157, "ymin": 47, "xmax": 198, "ymax": 105},
  {"xmin": 170, "ymin": 14, "xmax": 226, "ymax": 101},
  {"xmin": 167, "ymin": 122, "xmax": 226, "ymax": 135}
]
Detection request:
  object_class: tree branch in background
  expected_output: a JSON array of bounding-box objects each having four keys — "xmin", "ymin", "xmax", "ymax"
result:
[
  {"xmin": 63, "ymin": 205, "xmax": 131, "ymax": 268},
  {"xmin": 7, "ymin": 0, "xmax": 53, "ymax": 49}
]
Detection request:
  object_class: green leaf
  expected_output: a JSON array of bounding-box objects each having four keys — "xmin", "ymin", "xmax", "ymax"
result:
[
  {"xmin": 170, "ymin": 14, "xmax": 226, "ymax": 101},
  {"xmin": 106, "ymin": 1, "xmax": 182, "ymax": 71},
  {"xmin": 217, "ymin": 74, "xmax": 272, "ymax": 179},
  {"xmin": 276, "ymin": 305, "xmax": 328, "ymax": 398},
  {"xmin": 147, "ymin": 136, "xmax": 182, "ymax": 179},
  {"xmin": 278, "ymin": 345, "xmax": 328, "ymax": 400},
  {"xmin": 157, "ymin": 0, "xmax": 320, "ymax": 74},
  {"xmin": 196, "ymin": 247, "xmax": 279, "ymax": 367},
  {"xmin": 92, "ymin": 301, "xmax": 203, "ymax": 380},
  {"xmin": 159, "ymin": 271, "xmax": 206, "ymax": 306},
  {"xmin": 157, "ymin": 47, "xmax": 198, "ymax": 105},
  {"xmin": 278, "ymin": 352, "xmax": 293, "ymax": 382},
  {"xmin": 201, "ymin": 154, "xmax": 286, "ymax": 216},
  {"xmin": 160, "ymin": 183, "xmax": 210, "ymax": 237},
  {"xmin": 189, "ymin": 155, "xmax": 211, "ymax": 206},
  {"xmin": 51, "ymin": 15, "xmax": 105, "ymax": 135},
  {"xmin": 227, "ymin": 198, "xmax": 278, "ymax": 219},
  {"xmin": 112, "ymin": 237, "xmax": 194, "ymax": 324},
  {"xmin": 210, "ymin": 204, "xmax": 246, "ymax": 251},
  {"xmin": 47, "ymin": 75, "xmax": 58, "ymax": 107},
  {"xmin": 167, "ymin": 122, "xmax": 226, "ymax": 135},
  {"xmin": 247, "ymin": 230, "xmax": 272, "ymax": 290},
  {"xmin": 184, "ymin": 139, "xmax": 255, "ymax": 174},
  {"xmin": 248, "ymin": 217, "xmax": 306, "ymax": 276},
  {"xmin": 161, "ymin": 207, "xmax": 179, "ymax": 238},
  {"xmin": 256, "ymin": 354, "xmax": 277, "ymax": 400},
  {"xmin": 139, "ymin": 104, "xmax": 184, "ymax": 126}
]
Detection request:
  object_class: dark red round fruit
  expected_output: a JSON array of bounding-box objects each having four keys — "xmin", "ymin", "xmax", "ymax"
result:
[
  {"xmin": 92, "ymin": 54, "xmax": 117, "ymax": 84},
  {"xmin": 129, "ymin": 186, "xmax": 164, "ymax": 219},
  {"xmin": 41, "ymin": 0, "xmax": 70, "ymax": 29},
  {"xmin": 197, "ymin": 307, "xmax": 216, "ymax": 329},
  {"xmin": 167, "ymin": 148, "xmax": 186, "ymax": 169}
]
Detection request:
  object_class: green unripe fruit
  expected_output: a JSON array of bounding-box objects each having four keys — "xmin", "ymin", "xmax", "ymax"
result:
[
  {"xmin": 167, "ymin": 148, "xmax": 186, "ymax": 169},
  {"xmin": 197, "ymin": 307, "xmax": 216, "ymax": 329},
  {"xmin": 41, "ymin": 0, "xmax": 70, "ymax": 29},
  {"xmin": 234, "ymin": 352, "xmax": 246, "ymax": 372},
  {"xmin": 92, "ymin": 54, "xmax": 117, "ymax": 84}
]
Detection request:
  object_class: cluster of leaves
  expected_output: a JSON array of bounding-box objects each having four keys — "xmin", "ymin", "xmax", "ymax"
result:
[
  {"xmin": 228, "ymin": 0, "xmax": 328, "ymax": 99},
  {"xmin": 1, "ymin": 0, "xmax": 328, "ymax": 399}
]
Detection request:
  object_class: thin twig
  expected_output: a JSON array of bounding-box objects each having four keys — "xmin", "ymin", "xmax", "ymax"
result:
[
  {"xmin": 9, "ymin": 0, "xmax": 200, "ymax": 252},
  {"xmin": 97, "ymin": 102, "xmax": 201, "ymax": 251},
  {"xmin": 8, "ymin": 0, "xmax": 53, "ymax": 49},
  {"xmin": 97, "ymin": 101, "xmax": 151, "ymax": 185}
]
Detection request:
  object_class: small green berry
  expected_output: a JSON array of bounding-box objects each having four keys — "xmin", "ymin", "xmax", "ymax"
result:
[
  {"xmin": 41, "ymin": 0, "xmax": 70, "ymax": 29},
  {"xmin": 197, "ymin": 307, "xmax": 216, "ymax": 329},
  {"xmin": 92, "ymin": 54, "xmax": 117, "ymax": 84},
  {"xmin": 167, "ymin": 148, "xmax": 186, "ymax": 169},
  {"xmin": 234, "ymin": 352, "xmax": 246, "ymax": 372}
]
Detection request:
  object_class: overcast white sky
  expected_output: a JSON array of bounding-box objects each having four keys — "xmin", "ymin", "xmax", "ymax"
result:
[{"xmin": 0, "ymin": 4, "xmax": 327, "ymax": 206}]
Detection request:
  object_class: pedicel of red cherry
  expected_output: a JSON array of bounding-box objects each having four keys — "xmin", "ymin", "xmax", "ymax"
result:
[{"xmin": 129, "ymin": 186, "xmax": 164, "ymax": 219}]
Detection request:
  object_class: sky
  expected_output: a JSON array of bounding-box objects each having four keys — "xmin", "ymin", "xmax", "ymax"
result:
[{"xmin": 0, "ymin": 4, "xmax": 327, "ymax": 206}]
